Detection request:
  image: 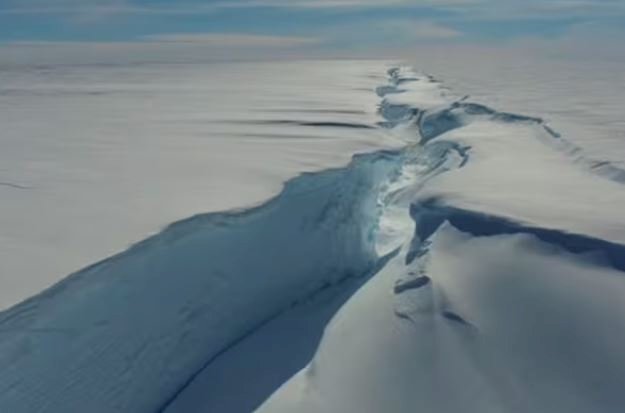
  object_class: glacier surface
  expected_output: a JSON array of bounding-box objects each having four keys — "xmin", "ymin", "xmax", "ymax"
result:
[{"xmin": 1, "ymin": 61, "xmax": 625, "ymax": 413}]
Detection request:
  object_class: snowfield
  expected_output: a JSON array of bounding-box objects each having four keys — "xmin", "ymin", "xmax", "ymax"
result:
[
  {"xmin": 1, "ymin": 61, "xmax": 625, "ymax": 413},
  {"xmin": 0, "ymin": 60, "xmax": 401, "ymax": 308}
]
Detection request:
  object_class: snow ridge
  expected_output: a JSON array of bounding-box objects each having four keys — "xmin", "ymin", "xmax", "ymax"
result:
[
  {"xmin": 258, "ymin": 67, "xmax": 625, "ymax": 413},
  {"xmin": 418, "ymin": 93, "xmax": 625, "ymax": 185},
  {"xmin": 409, "ymin": 198, "xmax": 625, "ymax": 271}
]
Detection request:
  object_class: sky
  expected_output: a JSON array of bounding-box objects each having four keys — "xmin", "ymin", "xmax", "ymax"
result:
[{"xmin": 1, "ymin": 0, "xmax": 625, "ymax": 63}]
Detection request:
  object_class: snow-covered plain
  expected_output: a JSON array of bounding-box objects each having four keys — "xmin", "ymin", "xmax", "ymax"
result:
[
  {"xmin": 0, "ymin": 60, "xmax": 402, "ymax": 308},
  {"xmin": 1, "ymin": 59, "xmax": 625, "ymax": 413}
]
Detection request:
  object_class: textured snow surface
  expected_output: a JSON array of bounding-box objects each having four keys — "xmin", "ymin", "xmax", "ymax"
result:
[
  {"xmin": 411, "ymin": 52, "xmax": 625, "ymax": 168},
  {"xmin": 1, "ymin": 61, "xmax": 625, "ymax": 413},
  {"xmin": 0, "ymin": 60, "xmax": 402, "ymax": 308},
  {"xmin": 257, "ymin": 67, "xmax": 625, "ymax": 413}
]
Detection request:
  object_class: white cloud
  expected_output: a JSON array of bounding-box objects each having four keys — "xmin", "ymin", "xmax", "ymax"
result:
[
  {"xmin": 0, "ymin": 0, "xmax": 480, "ymax": 14},
  {"xmin": 0, "ymin": 33, "xmax": 324, "ymax": 66},
  {"xmin": 506, "ymin": 21, "xmax": 625, "ymax": 61},
  {"xmin": 3, "ymin": 0, "xmax": 623, "ymax": 21},
  {"xmin": 219, "ymin": 0, "xmax": 476, "ymax": 8},
  {"xmin": 410, "ymin": 21, "xmax": 461, "ymax": 39},
  {"xmin": 141, "ymin": 33, "xmax": 320, "ymax": 47},
  {"xmin": 360, "ymin": 19, "xmax": 462, "ymax": 42},
  {"xmin": 1, "ymin": 0, "xmax": 133, "ymax": 13},
  {"xmin": 446, "ymin": 0, "xmax": 625, "ymax": 20}
]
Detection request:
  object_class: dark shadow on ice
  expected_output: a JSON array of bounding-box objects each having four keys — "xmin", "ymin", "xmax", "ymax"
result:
[
  {"xmin": 257, "ymin": 108, "xmax": 368, "ymax": 115},
  {"xmin": 217, "ymin": 119, "xmax": 376, "ymax": 130},
  {"xmin": 409, "ymin": 197, "xmax": 625, "ymax": 272},
  {"xmin": 395, "ymin": 77, "xmax": 419, "ymax": 84},
  {"xmin": 377, "ymin": 100, "xmax": 420, "ymax": 128},
  {"xmin": 0, "ymin": 181, "xmax": 30, "ymax": 190},
  {"xmin": 375, "ymin": 85, "xmax": 405, "ymax": 97},
  {"xmin": 161, "ymin": 248, "xmax": 400, "ymax": 413},
  {"xmin": 418, "ymin": 101, "xmax": 545, "ymax": 144},
  {"xmin": 394, "ymin": 275, "xmax": 431, "ymax": 294},
  {"xmin": 441, "ymin": 311, "xmax": 471, "ymax": 326}
]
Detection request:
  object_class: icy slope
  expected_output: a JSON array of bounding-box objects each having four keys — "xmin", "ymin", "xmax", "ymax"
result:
[{"xmin": 0, "ymin": 150, "xmax": 401, "ymax": 413}]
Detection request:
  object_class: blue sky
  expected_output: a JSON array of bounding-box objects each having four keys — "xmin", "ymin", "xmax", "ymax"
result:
[{"xmin": 1, "ymin": 0, "xmax": 624, "ymax": 61}]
